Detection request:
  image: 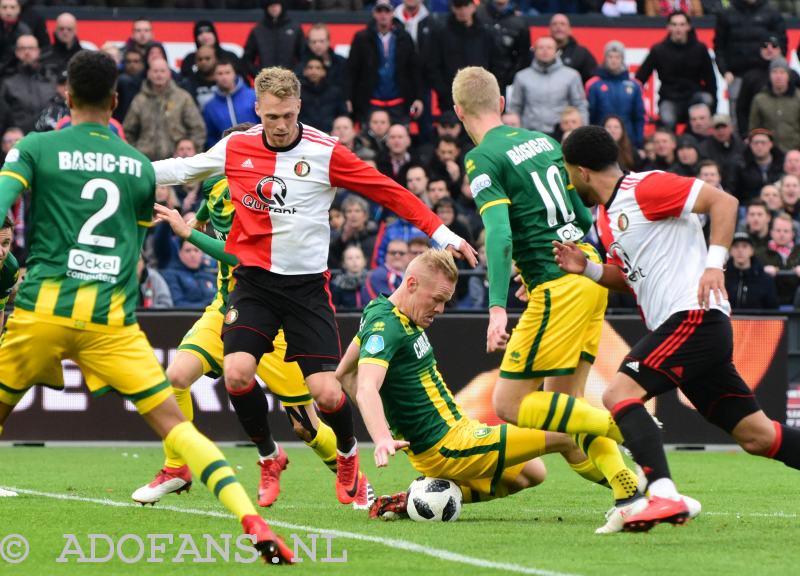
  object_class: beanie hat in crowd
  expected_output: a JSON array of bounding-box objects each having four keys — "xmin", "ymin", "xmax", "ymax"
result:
[
  {"xmin": 604, "ymin": 40, "xmax": 626, "ymax": 66},
  {"xmin": 770, "ymin": 57, "xmax": 791, "ymax": 73}
]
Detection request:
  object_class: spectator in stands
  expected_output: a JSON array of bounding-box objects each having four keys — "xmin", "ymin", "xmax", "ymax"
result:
[
  {"xmin": 124, "ymin": 58, "xmax": 206, "ymax": 161},
  {"xmin": 502, "ymin": 111, "xmax": 521, "ymax": 127},
  {"xmin": 0, "ymin": 126, "xmax": 21, "ymax": 163},
  {"xmin": 183, "ymin": 44, "xmax": 217, "ymax": 110},
  {"xmin": 42, "ymin": 12, "xmax": 80, "ymax": 76},
  {"xmin": 331, "ymin": 114, "xmax": 367, "ymax": 158},
  {"xmin": 554, "ymin": 105, "xmax": 584, "ymax": 142},
  {"xmin": 299, "ymin": 23, "xmax": 346, "ymax": 91},
  {"xmin": 18, "ymin": 0, "xmax": 46, "ymax": 51},
  {"xmin": 114, "ymin": 48, "xmax": 144, "ymax": 122},
  {"xmin": 686, "ymin": 102, "xmax": 713, "ymax": 143},
  {"xmin": 202, "ymin": 58, "xmax": 258, "ymax": 148},
  {"xmin": 408, "ymin": 236, "xmax": 432, "ymax": 258},
  {"xmin": 760, "ymin": 184, "xmax": 783, "ymax": 215},
  {"xmin": 749, "ymin": 57, "xmax": 800, "ymax": 153},
  {"xmin": 604, "ymin": 114, "xmax": 640, "ymax": 171},
  {"xmin": 698, "ymin": 114, "xmax": 745, "ymax": 193},
  {"xmin": 645, "ymin": 0, "xmax": 703, "ymax": 16},
  {"xmin": 434, "ymin": 196, "xmax": 472, "ymax": 243},
  {"xmin": 0, "ymin": 34, "xmax": 56, "ymax": 133},
  {"xmin": 138, "ymin": 254, "xmax": 173, "ymax": 309},
  {"xmin": 742, "ymin": 198, "xmax": 773, "ymax": 259},
  {"xmin": 34, "ymin": 68, "xmax": 67, "ymax": 132},
  {"xmin": 346, "ymin": 0, "xmax": 422, "ymax": 125},
  {"xmin": 783, "ymin": 149, "xmax": 800, "ymax": 178},
  {"xmin": 698, "ymin": 159, "xmax": 722, "ymax": 188},
  {"xmin": 180, "ymin": 20, "xmax": 241, "ymax": 80},
  {"xmin": 376, "ymin": 123, "xmax": 419, "ymax": 184},
  {"xmin": 725, "ymin": 231, "xmax": 779, "ymax": 309},
  {"xmin": 161, "ymin": 238, "xmax": 217, "ymax": 309},
  {"xmin": 394, "ymin": 0, "xmax": 430, "ymax": 47},
  {"xmin": 100, "ymin": 41, "xmax": 121, "ymax": 66},
  {"xmin": 602, "ymin": 0, "xmax": 638, "ymax": 16},
  {"xmin": 427, "ymin": 0, "xmax": 500, "ymax": 112},
  {"xmin": 144, "ymin": 42, "xmax": 185, "ymax": 87},
  {"xmin": 242, "ymin": 0, "xmax": 304, "ymax": 78},
  {"xmin": 356, "ymin": 108, "xmax": 391, "ymax": 157},
  {"xmin": 714, "ymin": 0, "xmax": 786, "ymax": 121},
  {"xmin": 586, "ymin": 41, "xmax": 644, "ymax": 149},
  {"xmin": 636, "ymin": 11, "xmax": 716, "ymax": 130},
  {"xmin": 331, "ymin": 244, "xmax": 368, "ymax": 310},
  {"xmin": 124, "ymin": 18, "xmax": 154, "ymax": 59},
  {"xmin": 426, "ymin": 177, "xmax": 450, "ymax": 207},
  {"xmin": 508, "ymin": 35, "xmax": 587, "ymax": 135},
  {"xmin": 762, "ymin": 212, "xmax": 800, "ymax": 304},
  {"xmin": 425, "ymin": 134, "xmax": 462, "ymax": 194},
  {"xmin": 329, "ymin": 194, "xmax": 378, "ymax": 269},
  {"xmin": 362, "ymin": 238, "xmax": 409, "ymax": 301},
  {"xmin": 0, "ymin": 0, "xmax": 30, "ymax": 77},
  {"xmin": 643, "ymin": 128, "xmax": 679, "ymax": 171},
  {"xmin": 778, "ymin": 173, "xmax": 800, "ymax": 221},
  {"xmin": 374, "ymin": 210, "xmax": 427, "ymax": 267},
  {"xmin": 675, "ymin": 134, "xmax": 701, "ymax": 176},
  {"xmin": 456, "ymin": 173, "xmax": 482, "ymax": 236},
  {"xmin": 404, "ymin": 164, "xmax": 429, "ymax": 205},
  {"xmin": 477, "ymin": 0, "xmax": 531, "ymax": 90},
  {"xmin": 548, "ymin": 13, "xmax": 596, "ymax": 84},
  {"xmin": 434, "ymin": 109, "xmax": 472, "ymax": 152},
  {"xmin": 736, "ymin": 34, "xmax": 797, "ymax": 138},
  {"xmin": 298, "ymin": 55, "xmax": 347, "ymax": 134},
  {"xmin": 735, "ymin": 128, "xmax": 785, "ymax": 201}
]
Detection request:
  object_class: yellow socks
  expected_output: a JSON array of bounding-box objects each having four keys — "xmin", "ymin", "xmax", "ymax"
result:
[
  {"xmin": 165, "ymin": 421, "xmax": 256, "ymax": 520},
  {"xmin": 569, "ymin": 455, "xmax": 607, "ymax": 485},
  {"xmin": 575, "ymin": 432, "xmax": 639, "ymax": 501},
  {"xmin": 517, "ymin": 391, "xmax": 623, "ymax": 443},
  {"xmin": 163, "ymin": 387, "xmax": 194, "ymax": 469},
  {"xmin": 306, "ymin": 420, "xmax": 338, "ymax": 473}
]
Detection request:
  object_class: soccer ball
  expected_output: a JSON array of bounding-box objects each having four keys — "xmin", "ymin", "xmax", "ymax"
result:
[{"xmin": 406, "ymin": 477, "xmax": 462, "ymax": 522}]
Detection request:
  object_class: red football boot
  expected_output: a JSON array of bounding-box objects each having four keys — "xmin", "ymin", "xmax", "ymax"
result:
[
  {"xmin": 241, "ymin": 514, "xmax": 293, "ymax": 564},
  {"xmin": 623, "ymin": 495, "xmax": 690, "ymax": 532},
  {"xmin": 257, "ymin": 446, "xmax": 289, "ymax": 507}
]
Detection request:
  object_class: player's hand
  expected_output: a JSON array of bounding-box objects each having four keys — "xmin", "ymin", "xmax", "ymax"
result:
[
  {"xmin": 374, "ymin": 438, "xmax": 409, "ymax": 468},
  {"xmin": 513, "ymin": 273, "xmax": 529, "ymax": 302},
  {"xmin": 153, "ymin": 203, "xmax": 192, "ymax": 240},
  {"xmin": 698, "ymin": 268, "xmax": 727, "ymax": 309},
  {"xmin": 188, "ymin": 217, "xmax": 207, "ymax": 231},
  {"xmin": 446, "ymin": 238, "xmax": 478, "ymax": 268},
  {"xmin": 487, "ymin": 306, "xmax": 509, "ymax": 353},
  {"xmin": 552, "ymin": 240, "xmax": 588, "ymax": 274}
]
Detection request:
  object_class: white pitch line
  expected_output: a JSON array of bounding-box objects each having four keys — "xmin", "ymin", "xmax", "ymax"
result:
[{"xmin": 4, "ymin": 487, "xmax": 581, "ymax": 576}]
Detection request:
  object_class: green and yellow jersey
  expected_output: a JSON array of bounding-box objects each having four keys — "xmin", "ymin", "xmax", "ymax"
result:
[
  {"xmin": 355, "ymin": 295, "xmax": 464, "ymax": 454},
  {"xmin": 465, "ymin": 125, "xmax": 594, "ymax": 307},
  {"xmin": 0, "ymin": 123, "xmax": 154, "ymax": 329},
  {"xmin": 0, "ymin": 251, "xmax": 19, "ymax": 311}
]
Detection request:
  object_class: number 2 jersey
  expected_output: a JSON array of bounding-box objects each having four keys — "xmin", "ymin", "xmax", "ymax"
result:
[
  {"xmin": 465, "ymin": 125, "xmax": 594, "ymax": 290},
  {"xmin": 356, "ymin": 295, "xmax": 465, "ymax": 455},
  {"xmin": 0, "ymin": 123, "xmax": 155, "ymax": 329}
]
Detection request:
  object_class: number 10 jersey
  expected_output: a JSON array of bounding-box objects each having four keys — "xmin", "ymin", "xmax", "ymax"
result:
[{"xmin": 0, "ymin": 123, "xmax": 155, "ymax": 330}]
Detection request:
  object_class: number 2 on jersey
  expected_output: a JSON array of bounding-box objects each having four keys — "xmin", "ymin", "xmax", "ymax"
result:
[{"xmin": 77, "ymin": 178, "xmax": 119, "ymax": 249}]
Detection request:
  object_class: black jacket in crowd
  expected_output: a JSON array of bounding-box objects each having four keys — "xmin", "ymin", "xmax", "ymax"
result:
[
  {"xmin": 698, "ymin": 134, "xmax": 746, "ymax": 193},
  {"xmin": 725, "ymin": 261, "xmax": 779, "ymax": 309},
  {"xmin": 557, "ymin": 35, "xmax": 597, "ymax": 85},
  {"xmin": 714, "ymin": 0, "xmax": 787, "ymax": 77},
  {"xmin": 43, "ymin": 36, "xmax": 82, "ymax": 76},
  {"xmin": 297, "ymin": 48, "xmax": 348, "ymax": 92},
  {"xmin": 476, "ymin": 3, "xmax": 531, "ymax": 89},
  {"xmin": 636, "ymin": 30, "xmax": 717, "ymax": 105},
  {"xmin": 734, "ymin": 145, "xmax": 785, "ymax": 202},
  {"xmin": 345, "ymin": 18, "xmax": 421, "ymax": 122},
  {"xmin": 242, "ymin": 4, "xmax": 305, "ymax": 78},
  {"xmin": 427, "ymin": 14, "xmax": 499, "ymax": 110},
  {"xmin": 298, "ymin": 77, "xmax": 348, "ymax": 134},
  {"xmin": 180, "ymin": 20, "xmax": 243, "ymax": 78}
]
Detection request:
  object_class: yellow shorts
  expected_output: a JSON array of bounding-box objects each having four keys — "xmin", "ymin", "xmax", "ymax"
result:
[
  {"xmin": 408, "ymin": 419, "xmax": 546, "ymax": 499},
  {"xmin": 501, "ymin": 247, "xmax": 607, "ymax": 379},
  {"xmin": 0, "ymin": 309, "xmax": 170, "ymax": 414},
  {"xmin": 178, "ymin": 305, "xmax": 311, "ymax": 406}
]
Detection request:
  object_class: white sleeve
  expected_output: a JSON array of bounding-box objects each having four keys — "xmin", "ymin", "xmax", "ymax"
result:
[{"xmin": 153, "ymin": 135, "xmax": 230, "ymax": 185}]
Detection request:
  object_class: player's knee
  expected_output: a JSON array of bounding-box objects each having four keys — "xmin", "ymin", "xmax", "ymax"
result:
[
  {"xmin": 602, "ymin": 386, "xmax": 624, "ymax": 411},
  {"xmin": 224, "ymin": 366, "xmax": 253, "ymax": 391},
  {"xmin": 738, "ymin": 435, "xmax": 773, "ymax": 456},
  {"xmin": 492, "ymin": 393, "xmax": 518, "ymax": 425},
  {"xmin": 313, "ymin": 385, "xmax": 344, "ymax": 411},
  {"xmin": 166, "ymin": 366, "xmax": 192, "ymax": 390}
]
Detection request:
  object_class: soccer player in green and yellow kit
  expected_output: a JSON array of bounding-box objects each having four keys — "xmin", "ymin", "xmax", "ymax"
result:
[
  {"xmin": 452, "ymin": 66, "xmax": 646, "ymax": 532},
  {"xmin": 0, "ymin": 215, "xmax": 19, "ymax": 329},
  {"xmin": 0, "ymin": 51, "xmax": 292, "ymax": 562}
]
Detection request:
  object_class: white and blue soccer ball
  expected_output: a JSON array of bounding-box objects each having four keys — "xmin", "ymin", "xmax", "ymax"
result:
[{"xmin": 406, "ymin": 477, "xmax": 462, "ymax": 522}]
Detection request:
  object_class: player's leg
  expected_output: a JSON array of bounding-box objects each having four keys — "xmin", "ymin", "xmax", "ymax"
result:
[
  {"xmin": 74, "ymin": 326, "xmax": 292, "ymax": 564},
  {"xmin": 732, "ymin": 410, "xmax": 800, "ymax": 469}
]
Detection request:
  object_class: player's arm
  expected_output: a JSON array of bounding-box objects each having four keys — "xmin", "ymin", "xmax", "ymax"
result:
[
  {"xmin": 354, "ymin": 360, "xmax": 408, "ymax": 468},
  {"xmin": 153, "ymin": 135, "xmax": 229, "ymax": 185},
  {"xmin": 153, "ymin": 204, "xmax": 239, "ymax": 267},
  {"xmin": 335, "ymin": 338, "xmax": 360, "ymax": 400},
  {"xmin": 691, "ymin": 182, "xmax": 738, "ymax": 309},
  {"xmin": 0, "ymin": 137, "xmax": 34, "ymax": 216},
  {"xmin": 552, "ymin": 241, "xmax": 629, "ymax": 292},
  {"xmin": 328, "ymin": 144, "xmax": 477, "ymax": 267},
  {"xmin": 480, "ymin": 202, "xmax": 513, "ymax": 352}
]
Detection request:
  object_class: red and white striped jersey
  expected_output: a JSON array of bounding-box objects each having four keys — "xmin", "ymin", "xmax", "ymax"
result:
[
  {"xmin": 154, "ymin": 123, "xmax": 449, "ymax": 274},
  {"xmin": 597, "ymin": 171, "xmax": 731, "ymax": 330}
]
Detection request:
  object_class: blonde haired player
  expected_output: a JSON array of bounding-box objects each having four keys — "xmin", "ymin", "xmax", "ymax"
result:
[{"xmin": 452, "ymin": 66, "xmax": 647, "ymax": 532}]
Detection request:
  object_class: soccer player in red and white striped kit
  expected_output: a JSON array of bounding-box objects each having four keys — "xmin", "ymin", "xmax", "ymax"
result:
[
  {"xmin": 154, "ymin": 67, "xmax": 477, "ymax": 507},
  {"xmin": 555, "ymin": 126, "xmax": 800, "ymax": 532}
]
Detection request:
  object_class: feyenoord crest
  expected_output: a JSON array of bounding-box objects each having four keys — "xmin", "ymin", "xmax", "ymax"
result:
[
  {"xmin": 294, "ymin": 160, "xmax": 310, "ymax": 177},
  {"xmin": 618, "ymin": 213, "xmax": 629, "ymax": 231},
  {"xmin": 224, "ymin": 308, "xmax": 238, "ymax": 325}
]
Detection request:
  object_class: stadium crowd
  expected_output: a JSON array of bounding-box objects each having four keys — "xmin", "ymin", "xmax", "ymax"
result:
[{"xmin": 3, "ymin": 0, "xmax": 800, "ymax": 311}]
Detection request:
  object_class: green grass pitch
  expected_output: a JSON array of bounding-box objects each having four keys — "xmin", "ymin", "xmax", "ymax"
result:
[{"xmin": 1, "ymin": 446, "xmax": 798, "ymax": 575}]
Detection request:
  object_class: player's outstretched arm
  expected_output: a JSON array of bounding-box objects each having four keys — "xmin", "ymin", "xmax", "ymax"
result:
[
  {"xmin": 552, "ymin": 241, "xmax": 628, "ymax": 292},
  {"xmin": 153, "ymin": 204, "xmax": 238, "ymax": 267},
  {"xmin": 152, "ymin": 136, "xmax": 229, "ymax": 186},
  {"xmin": 692, "ymin": 183, "xmax": 738, "ymax": 309},
  {"xmin": 355, "ymin": 363, "xmax": 409, "ymax": 467}
]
